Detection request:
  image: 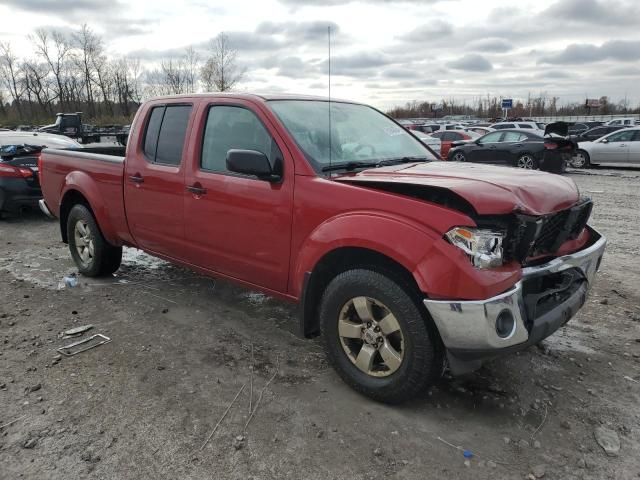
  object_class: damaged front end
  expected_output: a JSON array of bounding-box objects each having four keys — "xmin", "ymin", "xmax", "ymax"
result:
[{"xmin": 425, "ymin": 198, "xmax": 605, "ymax": 375}]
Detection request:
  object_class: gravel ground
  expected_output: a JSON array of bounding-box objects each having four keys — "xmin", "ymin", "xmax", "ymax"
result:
[{"xmin": 1, "ymin": 167, "xmax": 639, "ymax": 480}]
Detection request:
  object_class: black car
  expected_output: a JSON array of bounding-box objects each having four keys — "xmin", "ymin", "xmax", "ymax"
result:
[
  {"xmin": 447, "ymin": 127, "xmax": 575, "ymax": 173},
  {"xmin": 568, "ymin": 121, "xmax": 603, "ymax": 135},
  {"xmin": 569, "ymin": 125, "xmax": 623, "ymax": 143},
  {"xmin": 0, "ymin": 145, "xmax": 42, "ymax": 216}
]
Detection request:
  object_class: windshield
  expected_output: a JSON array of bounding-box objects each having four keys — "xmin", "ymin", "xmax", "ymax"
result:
[{"xmin": 269, "ymin": 100, "xmax": 431, "ymax": 171}]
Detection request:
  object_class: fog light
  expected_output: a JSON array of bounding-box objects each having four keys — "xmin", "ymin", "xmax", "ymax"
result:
[{"xmin": 495, "ymin": 310, "xmax": 515, "ymax": 338}]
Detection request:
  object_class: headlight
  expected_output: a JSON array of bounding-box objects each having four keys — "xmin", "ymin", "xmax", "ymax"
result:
[{"xmin": 445, "ymin": 227, "xmax": 504, "ymax": 269}]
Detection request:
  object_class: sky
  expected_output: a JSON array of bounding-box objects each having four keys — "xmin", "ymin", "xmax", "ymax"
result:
[{"xmin": 0, "ymin": 0, "xmax": 639, "ymax": 110}]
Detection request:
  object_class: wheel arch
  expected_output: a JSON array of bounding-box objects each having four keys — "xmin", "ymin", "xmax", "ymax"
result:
[
  {"xmin": 58, "ymin": 171, "xmax": 120, "ymax": 245},
  {"xmin": 59, "ymin": 189, "xmax": 93, "ymax": 243},
  {"xmin": 299, "ymin": 246, "xmax": 425, "ymax": 338}
]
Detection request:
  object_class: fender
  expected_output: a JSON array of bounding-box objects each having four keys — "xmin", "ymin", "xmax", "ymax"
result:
[
  {"xmin": 60, "ymin": 171, "xmax": 121, "ymax": 246},
  {"xmin": 292, "ymin": 211, "xmax": 521, "ymax": 302},
  {"xmin": 291, "ymin": 211, "xmax": 443, "ymax": 298}
]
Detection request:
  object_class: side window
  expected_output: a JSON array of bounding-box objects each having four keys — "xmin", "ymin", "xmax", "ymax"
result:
[
  {"xmin": 431, "ymin": 131, "xmax": 445, "ymax": 139},
  {"xmin": 631, "ymin": 131, "xmax": 640, "ymax": 141},
  {"xmin": 143, "ymin": 107, "xmax": 164, "ymax": 160},
  {"xmin": 143, "ymin": 105, "xmax": 192, "ymax": 165},
  {"xmin": 441, "ymin": 132, "xmax": 455, "ymax": 141},
  {"xmin": 503, "ymin": 131, "xmax": 523, "ymax": 142},
  {"xmin": 607, "ymin": 130, "xmax": 635, "ymax": 142},
  {"xmin": 517, "ymin": 123, "xmax": 533, "ymax": 129},
  {"xmin": 479, "ymin": 132, "xmax": 503, "ymax": 143},
  {"xmin": 201, "ymin": 106, "xmax": 278, "ymax": 173}
]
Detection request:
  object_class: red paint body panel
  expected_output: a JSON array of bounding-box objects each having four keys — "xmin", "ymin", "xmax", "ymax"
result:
[{"xmin": 40, "ymin": 93, "xmax": 589, "ymax": 304}]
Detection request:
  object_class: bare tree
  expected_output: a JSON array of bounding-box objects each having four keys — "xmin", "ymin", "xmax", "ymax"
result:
[
  {"xmin": 201, "ymin": 32, "xmax": 245, "ymax": 92},
  {"xmin": 0, "ymin": 42, "xmax": 25, "ymax": 119},
  {"xmin": 73, "ymin": 24, "xmax": 101, "ymax": 117},
  {"xmin": 32, "ymin": 28, "xmax": 71, "ymax": 109}
]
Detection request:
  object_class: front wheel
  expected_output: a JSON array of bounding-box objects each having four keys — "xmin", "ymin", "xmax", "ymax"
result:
[
  {"xmin": 320, "ymin": 269, "xmax": 443, "ymax": 404},
  {"xmin": 67, "ymin": 204, "xmax": 122, "ymax": 277},
  {"xmin": 517, "ymin": 153, "xmax": 538, "ymax": 169},
  {"xmin": 451, "ymin": 151, "xmax": 466, "ymax": 162}
]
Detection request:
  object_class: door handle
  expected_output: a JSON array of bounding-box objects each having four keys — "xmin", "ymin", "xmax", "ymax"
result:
[
  {"xmin": 129, "ymin": 174, "xmax": 144, "ymax": 184},
  {"xmin": 186, "ymin": 184, "xmax": 207, "ymax": 195},
  {"xmin": 619, "ymin": 144, "xmax": 627, "ymax": 147}
]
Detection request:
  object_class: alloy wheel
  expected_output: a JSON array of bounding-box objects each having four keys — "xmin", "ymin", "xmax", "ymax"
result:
[
  {"xmin": 518, "ymin": 155, "xmax": 534, "ymax": 169},
  {"xmin": 453, "ymin": 152, "xmax": 466, "ymax": 162},
  {"xmin": 338, "ymin": 296, "xmax": 405, "ymax": 377},
  {"xmin": 74, "ymin": 220, "xmax": 95, "ymax": 266},
  {"xmin": 571, "ymin": 152, "xmax": 586, "ymax": 168}
]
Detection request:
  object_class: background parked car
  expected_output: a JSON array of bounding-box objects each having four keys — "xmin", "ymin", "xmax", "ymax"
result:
[
  {"xmin": 0, "ymin": 133, "xmax": 81, "ymax": 216},
  {"xmin": 573, "ymin": 127, "xmax": 640, "ymax": 168},
  {"xmin": 0, "ymin": 132, "xmax": 83, "ymax": 150},
  {"xmin": 464, "ymin": 126, "xmax": 494, "ymax": 135},
  {"xmin": 410, "ymin": 131, "xmax": 442, "ymax": 159},
  {"xmin": 447, "ymin": 127, "xmax": 574, "ymax": 172},
  {"xmin": 430, "ymin": 130, "xmax": 479, "ymax": 158},
  {"xmin": 604, "ymin": 117, "xmax": 637, "ymax": 127},
  {"xmin": 491, "ymin": 121, "xmax": 546, "ymax": 135},
  {"xmin": 569, "ymin": 125, "xmax": 623, "ymax": 143}
]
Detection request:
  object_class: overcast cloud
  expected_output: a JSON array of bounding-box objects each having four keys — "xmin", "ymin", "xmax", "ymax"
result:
[{"xmin": 0, "ymin": 0, "xmax": 638, "ymax": 109}]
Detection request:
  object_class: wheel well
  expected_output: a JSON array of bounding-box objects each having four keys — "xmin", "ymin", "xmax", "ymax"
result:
[
  {"xmin": 299, "ymin": 247, "xmax": 422, "ymax": 338},
  {"xmin": 59, "ymin": 190, "xmax": 92, "ymax": 243}
]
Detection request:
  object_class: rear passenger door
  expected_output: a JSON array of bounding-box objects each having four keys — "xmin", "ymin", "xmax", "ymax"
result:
[
  {"xmin": 124, "ymin": 103, "xmax": 193, "ymax": 256},
  {"xmin": 183, "ymin": 101, "xmax": 293, "ymax": 293},
  {"xmin": 498, "ymin": 131, "xmax": 527, "ymax": 164}
]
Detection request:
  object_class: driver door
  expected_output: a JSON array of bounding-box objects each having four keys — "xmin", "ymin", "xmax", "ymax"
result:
[
  {"xmin": 472, "ymin": 131, "xmax": 503, "ymax": 163},
  {"xmin": 182, "ymin": 101, "xmax": 294, "ymax": 292}
]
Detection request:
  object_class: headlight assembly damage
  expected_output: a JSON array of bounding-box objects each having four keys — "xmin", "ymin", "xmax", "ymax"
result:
[{"xmin": 445, "ymin": 227, "xmax": 504, "ymax": 269}]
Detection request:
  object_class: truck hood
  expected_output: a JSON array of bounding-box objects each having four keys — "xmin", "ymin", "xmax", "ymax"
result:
[{"xmin": 333, "ymin": 162, "xmax": 579, "ymax": 216}]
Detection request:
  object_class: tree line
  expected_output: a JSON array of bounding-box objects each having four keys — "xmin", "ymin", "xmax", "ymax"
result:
[
  {"xmin": 388, "ymin": 94, "xmax": 640, "ymax": 120},
  {"xmin": 0, "ymin": 25, "xmax": 244, "ymax": 126}
]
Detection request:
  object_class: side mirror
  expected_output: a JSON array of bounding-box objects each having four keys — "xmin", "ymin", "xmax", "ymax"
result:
[
  {"xmin": 226, "ymin": 149, "xmax": 279, "ymax": 181},
  {"xmin": 600, "ymin": 138, "xmax": 608, "ymax": 144}
]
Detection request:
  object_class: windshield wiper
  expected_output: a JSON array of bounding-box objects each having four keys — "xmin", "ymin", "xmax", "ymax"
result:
[
  {"xmin": 321, "ymin": 156, "xmax": 429, "ymax": 173},
  {"xmin": 321, "ymin": 161, "xmax": 379, "ymax": 172},
  {"xmin": 376, "ymin": 156, "xmax": 430, "ymax": 166}
]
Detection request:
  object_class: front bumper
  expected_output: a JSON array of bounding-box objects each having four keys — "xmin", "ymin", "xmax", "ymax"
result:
[{"xmin": 423, "ymin": 226, "xmax": 606, "ymax": 372}]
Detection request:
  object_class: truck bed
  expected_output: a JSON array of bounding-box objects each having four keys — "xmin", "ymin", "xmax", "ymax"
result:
[{"xmin": 39, "ymin": 148, "xmax": 131, "ymax": 246}]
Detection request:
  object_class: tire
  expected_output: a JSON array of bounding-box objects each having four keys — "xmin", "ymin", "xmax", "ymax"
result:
[
  {"xmin": 67, "ymin": 204, "xmax": 122, "ymax": 277},
  {"xmin": 451, "ymin": 151, "xmax": 466, "ymax": 162},
  {"xmin": 517, "ymin": 153, "xmax": 538, "ymax": 169},
  {"xmin": 571, "ymin": 150, "xmax": 590, "ymax": 169},
  {"xmin": 319, "ymin": 269, "xmax": 443, "ymax": 404}
]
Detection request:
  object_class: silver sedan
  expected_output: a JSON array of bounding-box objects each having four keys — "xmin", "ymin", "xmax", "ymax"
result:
[{"xmin": 573, "ymin": 127, "xmax": 640, "ymax": 167}]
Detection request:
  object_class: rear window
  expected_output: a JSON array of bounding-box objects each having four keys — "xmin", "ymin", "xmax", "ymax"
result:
[{"xmin": 143, "ymin": 105, "xmax": 192, "ymax": 165}]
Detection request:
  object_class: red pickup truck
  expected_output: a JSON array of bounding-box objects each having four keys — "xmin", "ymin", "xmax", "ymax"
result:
[{"xmin": 39, "ymin": 93, "xmax": 606, "ymax": 403}]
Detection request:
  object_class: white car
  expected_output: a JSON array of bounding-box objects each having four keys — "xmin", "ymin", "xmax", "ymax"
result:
[
  {"xmin": 465, "ymin": 126, "xmax": 494, "ymax": 135},
  {"xmin": 603, "ymin": 117, "xmax": 637, "ymax": 127},
  {"xmin": 411, "ymin": 131, "xmax": 442, "ymax": 159},
  {"xmin": 573, "ymin": 127, "xmax": 640, "ymax": 167},
  {"xmin": 491, "ymin": 121, "xmax": 546, "ymax": 136},
  {"xmin": 0, "ymin": 131, "xmax": 82, "ymax": 150}
]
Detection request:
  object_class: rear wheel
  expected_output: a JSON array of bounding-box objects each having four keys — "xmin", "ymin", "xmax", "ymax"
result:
[
  {"xmin": 517, "ymin": 153, "xmax": 538, "ymax": 169},
  {"xmin": 451, "ymin": 151, "xmax": 466, "ymax": 162},
  {"xmin": 570, "ymin": 150, "xmax": 590, "ymax": 168},
  {"xmin": 320, "ymin": 269, "xmax": 443, "ymax": 404},
  {"xmin": 67, "ymin": 204, "xmax": 122, "ymax": 277}
]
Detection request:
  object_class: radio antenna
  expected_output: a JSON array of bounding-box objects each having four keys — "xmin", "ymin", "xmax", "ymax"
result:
[{"xmin": 328, "ymin": 25, "xmax": 332, "ymax": 174}]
